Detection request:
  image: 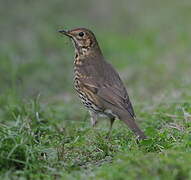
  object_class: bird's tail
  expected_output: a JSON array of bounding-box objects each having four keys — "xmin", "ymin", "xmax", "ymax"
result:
[{"xmin": 120, "ymin": 112, "xmax": 147, "ymax": 140}]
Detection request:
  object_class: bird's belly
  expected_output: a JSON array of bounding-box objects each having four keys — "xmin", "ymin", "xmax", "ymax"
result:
[
  {"xmin": 78, "ymin": 91, "xmax": 101, "ymax": 112},
  {"xmin": 74, "ymin": 79, "xmax": 101, "ymax": 112},
  {"xmin": 74, "ymin": 78, "xmax": 118, "ymax": 119}
]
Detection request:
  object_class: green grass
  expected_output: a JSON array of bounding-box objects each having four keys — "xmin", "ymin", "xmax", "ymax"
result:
[
  {"xmin": 0, "ymin": 0, "xmax": 191, "ymax": 179},
  {"xmin": 0, "ymin": 93, "xmax": 191, "ymax": 179}
]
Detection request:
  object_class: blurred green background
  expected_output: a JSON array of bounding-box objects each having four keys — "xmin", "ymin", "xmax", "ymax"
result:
[
  {"xmin": 1, "ymin": 0, "xmax": 191, "ymax": 101},
  {"xmin": 0, "ymin": 0, "xmax": 191, "ymax": 179}
]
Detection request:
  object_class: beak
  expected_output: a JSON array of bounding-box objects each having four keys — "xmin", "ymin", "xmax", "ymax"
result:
[{"xmin": 58, "ymin": 29, "xmax": 72, "ymax": 37}]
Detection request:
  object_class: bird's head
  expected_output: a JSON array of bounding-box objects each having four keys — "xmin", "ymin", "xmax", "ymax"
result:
[{"xmin": 59, "ymin": 27, "xmax": 101, "ymax": 56}]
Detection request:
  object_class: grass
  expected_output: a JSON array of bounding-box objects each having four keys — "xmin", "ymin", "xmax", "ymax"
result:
[
  {"xmin": 0, "ymin": 0, "xmax": 191, "ymax": 179},
  {"xmin": 0, "ymin": 93, "xmax": 190, "ymax": 179}
]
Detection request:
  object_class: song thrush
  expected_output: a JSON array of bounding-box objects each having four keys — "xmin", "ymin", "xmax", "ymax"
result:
[{"xmin": 59, "ymin": 28, "xmax": 146, "ymax": 140}]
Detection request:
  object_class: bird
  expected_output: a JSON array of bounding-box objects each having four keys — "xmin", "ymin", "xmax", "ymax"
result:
[{"xmin": 58, "ymin": 27, "xmax": 147, "ymax": 140}]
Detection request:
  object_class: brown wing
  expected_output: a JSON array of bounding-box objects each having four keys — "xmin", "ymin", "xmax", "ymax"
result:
[{"xmin": 78, "ymin": 60, "xmax": 135, "ymax": 118}]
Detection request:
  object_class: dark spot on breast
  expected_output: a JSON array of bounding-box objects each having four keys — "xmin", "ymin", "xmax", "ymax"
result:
[{"xmin": 75, "ymin": 53, "xmax": 78, "ymax": 58}]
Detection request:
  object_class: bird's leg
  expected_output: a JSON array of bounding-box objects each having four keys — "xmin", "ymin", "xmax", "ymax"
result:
[
  {"xmin": 89, "ymin": 111, "xmax": 98, "ymax": 127},
  {"xmin": 106, "ymin": 117, "xmax": 115, "ymax": 139}
]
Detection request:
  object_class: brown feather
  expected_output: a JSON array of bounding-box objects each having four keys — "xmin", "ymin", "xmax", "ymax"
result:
[{"xmin": 59, "ymin": 27, "xmax": 146, "ymax": 139}]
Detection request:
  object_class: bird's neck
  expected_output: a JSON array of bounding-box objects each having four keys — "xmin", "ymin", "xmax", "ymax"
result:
[{"xmin": 74, "ymin": 44, "xmax": 103, "ymax": 65}]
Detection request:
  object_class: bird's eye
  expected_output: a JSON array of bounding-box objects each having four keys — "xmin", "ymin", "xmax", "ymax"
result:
[{"xmin": 79, "ymin": 32, "xmax": 84, "ymax": 37}]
